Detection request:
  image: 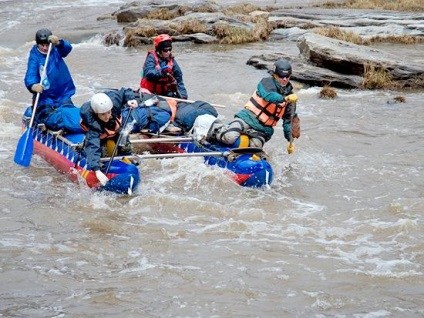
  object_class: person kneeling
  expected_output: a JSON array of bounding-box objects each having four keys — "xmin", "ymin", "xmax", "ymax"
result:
[{"xmin": 80, "ymin": 88, "xmax": 137, "ymax": 186}]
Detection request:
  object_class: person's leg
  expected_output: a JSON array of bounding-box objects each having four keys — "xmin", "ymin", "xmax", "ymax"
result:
[{"xmin": 215, "ymin": 118, "xmax": 247, "ymax": 145}]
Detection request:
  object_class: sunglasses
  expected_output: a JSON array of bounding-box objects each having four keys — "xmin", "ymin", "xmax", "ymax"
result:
[
  {"xmin": 277, "ymin": 74, "xmax": 290, "ymax": 80},
  {"xmin": 162, "ymin": 47, "xmax": 172, "ymax": 53}
]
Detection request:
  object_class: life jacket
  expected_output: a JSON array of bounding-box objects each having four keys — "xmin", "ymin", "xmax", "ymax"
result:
[
  {"xmin": 80, "ymin": 115, "xmax": 122, "ymax": 140},
  {"xmin": 244, "ymin": 90, "xmax": 287, "ymax": 127},
  {"xmin": 140, "ymin": 50, "xmax": 175, "ymax": 96}
]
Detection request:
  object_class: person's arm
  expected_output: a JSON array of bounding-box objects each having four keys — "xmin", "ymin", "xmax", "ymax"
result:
[
  {"xmin": 56, "ymin": 39, "xmax": 72, "ymax": 57},
  {"xmin": 172, "ymin": 60, "xmax": 188, "ymax": 99},
  {"xmin": 143, "ymin": 53, "xmax": 162, "ymax": 80},
  {"xmin": 84, "ymin": 128, "xmax": 102, "ymax": 172},
  {"xmin": 107, "ymin": 88, "xmax": 136, "ymax": 111},
  {"xmin": 80, "ymin": 103, "xmax": 103, "ymax": 171},
  {"xmin": 24, "ymin": 48, "xmax": 41, "ymax": 93},
  {"xmin": 256, "ymin": 77, "xmax": 285, "ymax": 104}
]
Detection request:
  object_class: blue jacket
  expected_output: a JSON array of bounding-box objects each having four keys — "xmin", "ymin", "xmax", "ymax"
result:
[
  {"xmin": 24, "ymin": 40, "xmax": 76, "ymax": 108},
  {"xmin": 80, "ymin": 88, "xmax": 136, "ymax": 172}
]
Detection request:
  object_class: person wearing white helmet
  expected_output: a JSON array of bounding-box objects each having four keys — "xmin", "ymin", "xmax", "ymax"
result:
[{"xmin": 80, "ymin": 88, "xmax": 138, "ymax": 186}]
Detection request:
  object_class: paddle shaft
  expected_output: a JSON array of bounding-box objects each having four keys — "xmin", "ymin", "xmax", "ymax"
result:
[
  {"xmin": 29, "ymin": 43, "xmax": 53, "ymax": 128},
  {"xmin": 287, "ymin": 102, "xmax": 296, "ymax": 154},
  {"xmin": 91, "ymin": 85, "xmax": 226, "ymax": 109},
  {"xmin": 159, "ymin": 95, "xmax": 226, "ymax": 108},
  {"xmin": 104, "ymin": 107, "xmax": 133, "ymax": 174}
]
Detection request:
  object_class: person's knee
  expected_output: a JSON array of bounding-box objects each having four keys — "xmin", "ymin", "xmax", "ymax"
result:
[
  {"xmin": 249, "ymin": 137, "xmax": 265, "ymax": 148},
  {"xmin": 216, "ymin": 119, "xmax": 245, "ymax": 144},
  {"xmin": 219, "ymin": 130, "xmax": 241, "ymax": 144}
]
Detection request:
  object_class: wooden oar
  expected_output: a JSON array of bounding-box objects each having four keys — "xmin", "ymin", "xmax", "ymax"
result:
[
  {"xmin": 14, "ymin": 43, "xmax": 53, "ymax": 167},
  {"xmin": 287, "ymin": 102, "xmax": 296, "ymax": 155},
  {"xmin": 91, "ymin": 84, "xmax": 227, "ymax": 109},
  {"xmin": 158, "ymin": 95, "xmax": 226, "ymax": 108}
]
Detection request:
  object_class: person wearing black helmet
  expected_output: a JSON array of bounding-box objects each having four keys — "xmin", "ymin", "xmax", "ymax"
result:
[
  {"xmin": 139, "ymin": 34, "xmax": 188, "ymax": 100},
  {"xmin": 24, "ymin": 28, "xmax": 82, "ymax": 133},
  {"xmin": 205, "ymin": 58, "xmax": 300, "ymax": 150}
]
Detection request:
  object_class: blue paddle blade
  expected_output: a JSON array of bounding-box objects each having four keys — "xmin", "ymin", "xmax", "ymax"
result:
[{"xmin": 14, "ymin": 127, "xmax": 34, "ymax": 167}]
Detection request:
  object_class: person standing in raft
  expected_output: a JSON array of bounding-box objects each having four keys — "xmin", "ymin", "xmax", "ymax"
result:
[
  {"xmin": 202, "ymin": 59, "xmax": 300, "ymax": 150},
  {"xmin": 80, "ymin": 88, "xmax": 138, "ymax": 186},
  {"xmin": 140, "ymin": 34, "xmax": 188, "ymax": 100},
  {"xmin": 24, "ymin": 28, "xmax": 82, "ymax": 133}
]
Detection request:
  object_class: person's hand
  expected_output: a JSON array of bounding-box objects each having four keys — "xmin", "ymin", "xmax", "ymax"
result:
[
  {"xmin": 48, "ymin": 35, "xmax": 59, "ymax": 46},
  {"xmin": 160, "ymin": 65, "xmax": 171, "ymax": 77},
  {"xmin": 127, "ymin": 99, "xmax": 138, "ymax": 109},
  {"xmin": 31, "ymin": 83, "xmax": 44, "ymax": 93},
  {"xmin": 95, "ymin": 170, "xmax": 109, "ymax": 186},
  {"xmin": 285, "ymin": 94, "xmax": 298, "ymax": 103}
]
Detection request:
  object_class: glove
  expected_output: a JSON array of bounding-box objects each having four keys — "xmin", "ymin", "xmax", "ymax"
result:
[
  {"xmin": 95, "ymin": 170, "xmax": 109, "ymax": 186},
  {"xmin": 31, "ymin": 83, "xmax": 44, "ymax": 93},
  {"xmin": 127, "ymin": 99, "xmax": 138, "ymax": 109},
  {"xmin": 48, "ymin": 35, "xmax": 59, "ymax": 46},
  {"xmin": 291, "ymin": 116, "xmax": 300, "ymax": 139},
  {"xmin": 160, "ymin": 65, "xmax": 171, "ymax": 76},
  {"xmin": 285, "ymin": 94, "xmax": 298, "ymax": 103}
]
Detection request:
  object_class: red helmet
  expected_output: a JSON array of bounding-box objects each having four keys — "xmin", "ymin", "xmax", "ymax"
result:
[{"xmin": 154, "ymin": 34, "xmax": 172, "ymax": 49}]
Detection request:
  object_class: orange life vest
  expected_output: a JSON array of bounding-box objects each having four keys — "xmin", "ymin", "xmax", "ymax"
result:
[
  {"xmin": 80, "ymin": 116, "xmax": 122, "ymax": 140},
  {"xmin": 140, "ymin": 50, "xmax": 175, "ymax": 95},
  {"xmin": 244, "ymin": 90, "xmax": 287, "ymax": 127}
]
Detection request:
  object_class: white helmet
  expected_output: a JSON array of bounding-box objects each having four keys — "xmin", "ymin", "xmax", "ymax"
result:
[{"xmin": 90, "ymin": 93, "xmax": 113, "ymax": 113}]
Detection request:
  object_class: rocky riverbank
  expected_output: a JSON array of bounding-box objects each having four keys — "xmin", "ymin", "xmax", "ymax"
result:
[{"xmin": 100, "ymin": 1, "xmax": 424, "ymax": 89}]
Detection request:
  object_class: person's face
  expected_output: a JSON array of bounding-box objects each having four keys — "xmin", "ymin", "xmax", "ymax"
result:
[
  {"xmin": 275, "ymin": 74, "xmax": 291, "ymax": 87},
  {"xmin": 160, "ymin": 46, "xmax": 172, "ymax": 58},
  {"xmin": 37, "ymin": 43, "xmax": 49, "ymax": 54},
  {"xmin": 96, "ymin": 110, "xmax": 112, "ymax": 123}
]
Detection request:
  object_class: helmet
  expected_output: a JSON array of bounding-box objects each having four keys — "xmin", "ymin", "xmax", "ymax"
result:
[
  {"xmin": 154, "ymin": 34, "xmax": 172, "ymax": 49},
  {"xmin": 273, "ymin": 59, "xmax": 292, "ymax": 78},
  {"xmin": 90, "ymin": 93, "xmax": 113, "ymax": 113},
  {"xmin": 35, "ymin": 28, "xmax": 52, "ymax": 44}
]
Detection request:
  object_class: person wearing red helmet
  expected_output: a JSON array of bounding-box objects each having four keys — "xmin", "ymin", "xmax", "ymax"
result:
[{"xmin": 140, "ymin": 34, "xmax": 188, "ymax": 99}]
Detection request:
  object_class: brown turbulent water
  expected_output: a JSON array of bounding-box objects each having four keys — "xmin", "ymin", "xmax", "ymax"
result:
[{"xmin": 0, "ymin": 1, "xmax": 423, "ymax": 317}]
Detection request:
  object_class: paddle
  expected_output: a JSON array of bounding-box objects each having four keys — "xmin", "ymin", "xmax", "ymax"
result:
[
  {"xmin": 287, "ymin": 102, "xmax": 296, "ymax": 155},
  {"xmin": 158, "ymin": 95, "xmax": 226, "ymax": 108},
  {"xmin": 14, "ymin": 43, "xmax": 53, "ymax": 167},
  {"xmin": 104, "ymin": 97, "xmax": 157, "ymax": 174},
  {"xmin": 91, "ymin": 84, "xmax": 227, "ymax": 109}
]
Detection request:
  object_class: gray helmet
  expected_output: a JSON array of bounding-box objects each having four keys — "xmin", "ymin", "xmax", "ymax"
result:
[
  {"xmin": 35, "ymin": 29, "xmax": 52, "ymax": 44},
  {"xmin": 273, "ymin": 59, "xmax": 292, "ymax": 78}
]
